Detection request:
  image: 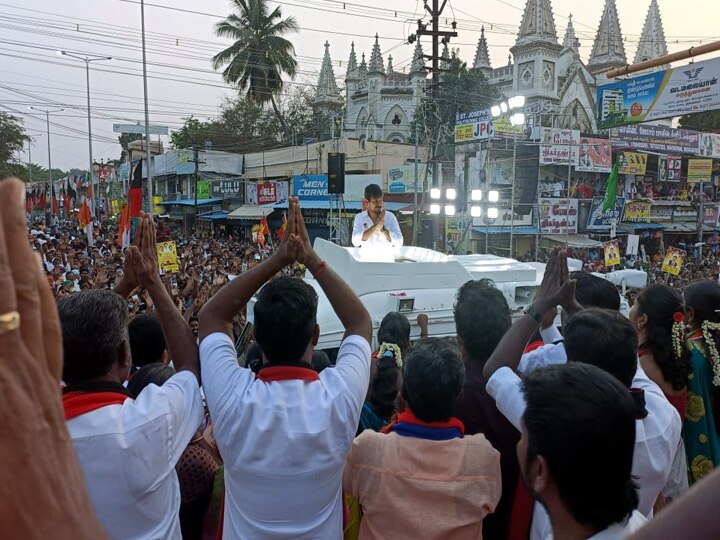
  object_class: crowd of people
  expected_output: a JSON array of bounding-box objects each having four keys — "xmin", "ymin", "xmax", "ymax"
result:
[{"xmin": 4, "ymin": 173, "xmax": 720, "ymax": 539}]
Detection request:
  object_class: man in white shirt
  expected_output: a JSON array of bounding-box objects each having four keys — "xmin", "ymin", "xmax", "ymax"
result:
[
  {"xmin": 517, "ymin": 363, "xmax": 647, "ymax": 540},
  {"xmin": 199, "ymin": 197, "xmax": 372, "ymax": 539},
  {"xmin": 484, "ymin": 248, "xmax": 681, "ymax": 540},
  {"xmin": 352, "ymin": 184, "xmax": 403, "ymax": 261},
  {"xmin": 59, "ymin": 214, "xmax": 204, "ymax": 540}
]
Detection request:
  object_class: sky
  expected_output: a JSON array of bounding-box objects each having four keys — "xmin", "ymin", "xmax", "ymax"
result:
[{"xmin": 2, "ymin": 0, "xmax": 719, "ymax": 172}]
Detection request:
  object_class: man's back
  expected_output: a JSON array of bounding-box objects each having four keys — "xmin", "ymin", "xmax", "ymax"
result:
[
  {"xmin": 66, "ymin": 373, "xmax": 203, "ymax": 540},
  {"xmin": 344, "ymin": 430, "xmax": 501, "ymax": 540},
  {"xmin": 200, "ymin": 333, "xmax": 371, "ymax": 539},
  {"xmin": 455, "ymin": 357, "xmax": 519, "ymax": 540}
]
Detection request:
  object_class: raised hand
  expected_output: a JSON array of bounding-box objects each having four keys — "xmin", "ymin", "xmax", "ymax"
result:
[
  {"xmin": 274, "ymin": 197, "xmax": 300, "ymax": 267},
  {"xmin": 293, "ymin": 198, "xmax": 319, "ymax": 268},
  {"xmin": 0, "ymin": 178, "xmax": 105, "ymax": 538},
  {"xmin": 533, "ymin": 247, "xmax": 576, "ymax": 315}
]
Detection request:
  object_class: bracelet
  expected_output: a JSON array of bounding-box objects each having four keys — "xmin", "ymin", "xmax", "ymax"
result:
[
  {"xmin": 312, "ymin": 260, "xmax": 328, "ymax": 278},
  {"xmin": 525, "ymin": 305, "xmax": 543, "ymax": 324}
]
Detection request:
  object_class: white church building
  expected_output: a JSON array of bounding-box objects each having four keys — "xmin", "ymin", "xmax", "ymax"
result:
[{"xmin": 314, "ymin": 0, "xmax": 669, "ymax": 139}]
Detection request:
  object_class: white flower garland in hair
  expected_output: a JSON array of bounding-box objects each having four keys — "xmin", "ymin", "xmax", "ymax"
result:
[
  {"xmin": 701, "ymin": 321, "xmax": 720, "ymax": 387},
  {"xmin": 671, "ymin": 312, "xmax": 685, "ymax": 362},
  {"xmin": 378, "ymin": 342, "xmax": 403, "ymax": 369}
]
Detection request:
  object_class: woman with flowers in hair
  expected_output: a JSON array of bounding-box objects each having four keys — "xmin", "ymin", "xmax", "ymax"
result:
[
  {"xmin": 631, "ymin": 284, "xmax": 692, "ymax": 505},
  {"xmin": 683, "ymin": 280, "xmax": 720, "ymax": 484},
  {"xmin": 356, "ymin": 312, "xmax": 410, "ymax": 434}
]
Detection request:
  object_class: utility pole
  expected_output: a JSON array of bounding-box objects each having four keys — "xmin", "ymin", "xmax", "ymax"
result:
[
  {"xmin": 410, "ymin": 0, "xmax": 456, "ymax": 248},
  {"xmin": 140, "ymin": 0, "xmax": 153, "ymax": 214},
  {"xmin": 412, "ymin": 120, "xmax": 420, "ymax": 246},
  {"xmin": 191, "ymin": 146, "xmax": 206, "ymax": 236}
]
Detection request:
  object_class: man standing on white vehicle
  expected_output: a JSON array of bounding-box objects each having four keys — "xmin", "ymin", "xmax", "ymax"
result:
[{"xmin": 352, "ymin": 184, "xmax": 403, "ymax": 261}]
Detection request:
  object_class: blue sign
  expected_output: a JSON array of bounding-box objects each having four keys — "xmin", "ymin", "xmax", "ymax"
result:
[
  {"xmin": 293, "ymin": 174, "xmax": 328, "ymax": 200},
  {"xmin": 586, "ymin": 196, "xmax": 626, "ymax": 230}
]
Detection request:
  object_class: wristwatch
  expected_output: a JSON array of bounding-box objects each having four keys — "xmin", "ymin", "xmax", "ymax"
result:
[{"xmin": 525, "ymin": 305, "xmax": 543, "ymax": 324}]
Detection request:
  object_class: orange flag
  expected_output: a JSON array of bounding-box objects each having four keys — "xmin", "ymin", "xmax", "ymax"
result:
[
  {"xmin": 78, "ymin": 199, "xmax": 91, "ymax": 228},
  {"xmin": 277, "ymin": 213, "xmax": 287, "ymax": 240},
  {"xmin": 118, "ymin": 204, "xmax": 131, "ymax": 249}
]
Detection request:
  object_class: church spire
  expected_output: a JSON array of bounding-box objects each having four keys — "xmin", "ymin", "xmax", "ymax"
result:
[
  {"xmin": 410, "ymin": 40, "xmax": 426, "ymax": 75},
  {"xmin": 473, "ymin": 26, "xmax": 492, "ymax": 70},
  {"xmin": 562, "ymin": 14, "xmax": 579, "ymax": 53},
  {"xmin": 634, "ymin": 0, "xmax": 668, "ymax": 65},
  {"xmin": 368, "ymin": 34, "xmax": 385, "ymax": 75},
  {"xmin": 515, "ymin": 0, "xmax": 559, "ymax": 47},
  {"xmin": 358, "ymin": 52, "xmax": 368, "ymax": 79},
  {"xmin": 386, "ymin": 55, "xmax": 394, "ymax": 75},
  {"xmin": 346, "ymin": 41, "xmax": 359, "ymax": 81},
  {"xmin": 588, "ymin": 0, "xmax": 627, "ymax": 73},
  {"xmin": 315, "ymin": 41, "xmax": 342, "ymax": 106}
]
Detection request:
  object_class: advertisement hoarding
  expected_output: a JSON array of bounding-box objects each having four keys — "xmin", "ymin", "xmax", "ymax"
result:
[
  {"xmin": 538, "ymin": 128, "xmax": 580, "ymax": 165},
  {"xmin": 577, "ymin": 137, "xmax": 612, "ymax": 173},
  {"xmin": 609, "ymin": 125, "xmax": 701, "ymax": 155},
  {"xmin": 618, "ymin": 152, "xmax": 648, "ymax": 175},
  {"xmin": 587, "ymin": 196, "xmax": 626, "ymax": 230},
  {"xmin": 597, "ymin": 56, "xmax": 720, "ymax": 128},
  {"xmin": 538, "ymin": 198, "xmax": 579, "ymax": 234},
  {"xmin": 688, "ymin": 159, "xmax": 713, "ymax": 184},
  {"xmin": 622, "ymin": 200, "xmax": 651, "ymax": 223},
  {"xmin": 454, "ymin": 110, "xmax": 494, "ymax": 143}
]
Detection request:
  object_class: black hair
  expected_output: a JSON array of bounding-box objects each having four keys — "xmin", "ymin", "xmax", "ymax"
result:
[
  {"xmin": 370, "ymin": 312, "xmax": 411, "ymax": 418},
  {"xmin": 522, "ymin": 363, "xmax": 638, "ymax": 530},
  {"xmin": 128, "ymin": 313, "xmax": 167, "ymax": 369},
  {"xmin": 378, "ymin": 312, "xmax": 411, "ymax": 352},
  {"xmin": 401, "ymin": 337, "xmax": 465, "ymax": 422},
  {"xmin": 684, "ymin": 280, "xmax": 720, "ymax": 327},
  {"xmin": 571, "ymin": 272, "xmax": 621, "ymax": 311},
  {"xmin": 58, "ymin": 290, "xmax": 129, "ymax": 385},
  {"xmin": 564, "ymin": 308, "xmax": 638, "ymax": 388},
  {"xmin": 253, "ymin": 277, "xmax": 318, "ymax": 363},
  {"xmin": 244, "ymin": 342, "xmax": 263, "ymax": 374},
  {"xmin": 127, "ymin": 362, "xmax": 177, "ymax": 398},
  {"xmin": 311, "ymin": 350, "xmax": 331, "ymax": 374},
  {"xmin": 364, "ymin": 184, "xmax": 383, "ymax": 201},
  {"xmin": 454, "ymin": 279, "xmax": 511, "ymax": 361},
  {"xmin": 636, "ymin": 284, "xmax": 691, "ymax": 391}
]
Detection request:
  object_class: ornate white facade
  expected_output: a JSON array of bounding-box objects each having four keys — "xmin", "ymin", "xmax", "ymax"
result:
[{"xmin": 315, "ymin": 0, "xmax": 669, "ymax": 139}]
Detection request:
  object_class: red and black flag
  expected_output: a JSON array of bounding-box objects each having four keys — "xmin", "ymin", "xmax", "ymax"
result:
[{"xmin": 129, "ymin": 159, "xmax": 144, "ymax": 218}]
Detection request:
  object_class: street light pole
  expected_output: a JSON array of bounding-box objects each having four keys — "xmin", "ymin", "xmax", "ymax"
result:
[
  {"xmin": 141, "ymin": 0, "xmax": 154, "ymax": 215},
  {"xmin": 58, "ymin": 51, "xmax": 112, "ymax": 217},
  {"xmin": 29, "ymin": 106, "xmax": 64, "ymax": 226}
]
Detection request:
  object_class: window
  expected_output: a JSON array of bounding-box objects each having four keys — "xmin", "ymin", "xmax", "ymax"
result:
[{"xmin": 392, "ymin": 114, "xmax": 401, "ymax": 125}]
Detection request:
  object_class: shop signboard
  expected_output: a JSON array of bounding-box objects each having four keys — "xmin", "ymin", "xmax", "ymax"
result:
[
  {"xmin": 538, "ymin": 128, "xmax": 580, "ymax": 165},
  {"xmin": 196, "ymin": 181, "xmax": 210, "ymax": 200},
  {"xmin": 703, "ymin": 205, "xmax": 720, "ymax": 228},
  {"xmin": 618, "ymin": 152, "xmax": 648, "ymax": 175},
  {"xmin": 622, "ymin": 200, "xmax": 651, "ymax": 223},
  {"xmin": 609, "ymin": 125, "xmax": 701, "ymax": 155},
  {"xmin": 597, "ymin": 56, "xmax": 720, "ymax": 128},
  {"xmin": 577, "ymin": 137, "xmax": 612, "ymax": 173},
  {"xmin": 650, "ymin": 205, "xmax": 674, "ymax": 223},
  {"xmin": 699, "ymin": 132, "xmax": 720, "ymax": 158},
  {"xmin": 587, "ymin": 196, "xmax": 626, "ymax": 230},
  {"xmin": 672, "ymin": 206, "xmax": 699, "ymax": 222},
  {"xmin": 688, "ymin": 159, "xmax": 713, "ymax": 184},
  {"xmin": 387, "ymin": 164, "xmax": 434, "ymax": 193},
  {"xmin": 455, "ymin": 110, "xmax": 493, "ymax": 143},
  {"xmin": 212, "ymin": 179, "xmax": 242, "ymax": 197},
  {"xmin": 538, "ymin": 198, "xmax": 579, "ymax": 234}
]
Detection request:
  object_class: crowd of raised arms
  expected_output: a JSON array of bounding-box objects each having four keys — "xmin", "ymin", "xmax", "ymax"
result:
[{"xmin": 3, "ymin": 174, "xmax": 720, "ymax": 540}]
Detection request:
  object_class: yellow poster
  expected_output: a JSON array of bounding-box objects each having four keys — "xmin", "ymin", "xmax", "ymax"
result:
[
  {"xmin": 662, "ymin": 247, "xmax": 686, "ymax": 276},
  {"xmin": 622, "ymin": 201, "xmax": 651, "ymax": 223},
  {"xmin": 604, "ymin": 240, "xmax": 621, "ymax": 267},
  {"xmin": 619, "ymin": 152, "xmax": 648, "ymax": 175},
  {"xmin": 688, "ymin": 159, "xmax": 713, "ymax": 184},
  {"xmin": 156, "ymin": 241, "xmax": 179, "ymax": 273}
]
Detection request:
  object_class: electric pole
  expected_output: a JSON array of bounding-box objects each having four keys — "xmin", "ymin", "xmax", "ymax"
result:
[{"xmin": 408, "ymin": 0, "xmax": 456, "ymax": 247}]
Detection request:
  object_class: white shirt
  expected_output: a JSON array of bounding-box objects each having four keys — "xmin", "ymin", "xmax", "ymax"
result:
[
  {"xmin": 487, "ymin": 352, "xmax": 681, "ymax": 540},
  {"xmin": 351, "ymin": 210, "xmax": 403, "ymax": 248},
  {"xmin": 200, "ymin": 333, "xmax": 371, "ymax": 539},
  {"xmin": 67, "ymin": 372, "xmax": 204, "ymax": 540}
]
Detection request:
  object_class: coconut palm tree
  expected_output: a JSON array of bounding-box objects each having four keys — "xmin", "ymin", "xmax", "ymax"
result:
[{"xmin": 212, "ymin": 0, "xmax": 298, "ymax": 136}]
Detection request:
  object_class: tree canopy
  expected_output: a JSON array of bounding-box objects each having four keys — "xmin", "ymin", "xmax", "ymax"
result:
[{"xmin": 0, "ymin": 113, "xmax": 30, "ymax": 179}]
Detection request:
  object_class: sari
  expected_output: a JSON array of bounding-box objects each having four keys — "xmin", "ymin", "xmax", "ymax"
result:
[{"xmin": 684, "ymin": 331, "xmax": 720, "ymax": 483}]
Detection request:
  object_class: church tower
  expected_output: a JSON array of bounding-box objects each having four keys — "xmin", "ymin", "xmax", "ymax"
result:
[
  {"xmin": 472, "ymin": 26, "xmax": 492, "ymax": 75},
  {"xmin": 587, "ymin": 0, "xmax": 627, "ymax": 77},
  {"xmin": 634, "ymin": 0, "xmax": 668, "ymax": 68},
  {"xmin": 509, "ymin": 0, "xmax": 563, "ymax": 103}
]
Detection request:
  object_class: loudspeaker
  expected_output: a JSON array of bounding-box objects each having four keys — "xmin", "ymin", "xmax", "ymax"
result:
[
  {"xmin": 515, "ymin": 144, "xmax": 539, "ymax": 215},
  {"xmin": 328, "ymin": 153, "xmax": 346, "ymax": 194}
]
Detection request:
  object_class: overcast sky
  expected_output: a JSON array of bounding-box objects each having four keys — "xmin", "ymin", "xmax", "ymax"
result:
[{"xmin": 2, "ymin": 0, "xmax": 719, "ymax": 172}]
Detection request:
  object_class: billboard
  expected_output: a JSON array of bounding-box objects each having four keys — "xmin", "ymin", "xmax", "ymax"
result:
[
  {"xmin": 597, "ymin": 56, "xmax": 720, "ymax": 129},
  {"xmin": 538, "ymin": 198, "xmax": 579, "ymax": 234},
  {"xmin": 538, "ymin": 128, "xmax": 580, "ymax": 165},
  {"xmin": 688, "ymin": 159, "xmax": 713, "ymax": 183},
  {"xmin": 246, "ymin": 180, "xmax": 289, "ymax": 205},
  {"xmin": 618, "ymin": 152, "xmax": 648, "ymax": 175},
  {"xmin": 577, "ymin": 137, "xmax": 612, "ymax": 173},
  {"xmin": 292, "ymin": 175, "xmax": 327, "ymax": 200},
  {"xmin": 454, "ymin": 110, "xmax": 494, "ymax": 143},
  {"xmin": 622, "ymin": 200, "xmax": 651, "ymax": 223},
  {"xmin": 387, "ymin": 164, "xmax": 434, "ymax": 193},
  {"xmin": 609, "ymin": 125, "xmax": 701, "ymax": 155},
  {"xmin": 699, "ymin": 132, "xmax": 720, "ymax": 158},
  {"xmin": 587, "ymin": 196, "xmax": 626, "ymax": 230}
]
